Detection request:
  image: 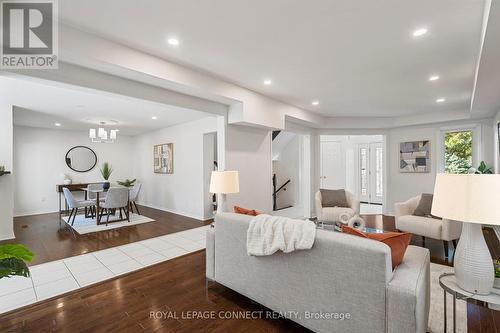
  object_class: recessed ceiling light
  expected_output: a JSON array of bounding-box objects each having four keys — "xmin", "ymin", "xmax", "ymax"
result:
[
  {"xmin": 152, "ymin": 116, "xmax": 158, "ymax": 120},
  {"xmin": 263, "ymin": 79, "xmax": 272, "ymax": 85},
  {"xmin": 413, "ymin": 28, "xmax": 428, "ymax": 37},
  {"xmin": 312, "ymin": 101, "xmax": 319, "ymax": 106},
  {"xmin": 436, "ymin": 98, "xmax": 446, "ymax": 103},
  {"xmin": 167, "ymin": 38, "xmax": 179, "ymax": 46},
  {"xmin": 429, "ymin": 75, "xmax": 439, "ymax": 81},
  {"xmin": 54, "ymin": 123, "xmax": 61, "ymax": 127}
]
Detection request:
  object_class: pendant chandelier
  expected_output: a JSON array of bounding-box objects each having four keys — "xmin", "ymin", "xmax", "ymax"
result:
[{"xmin": 89, "ymin": 122, "xmax": 118, "ymax": 143}]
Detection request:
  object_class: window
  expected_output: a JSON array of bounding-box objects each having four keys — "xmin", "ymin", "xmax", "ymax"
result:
[
  {"xmin": 360, "ymin": 148, "xmax": 367, "ymax": 195},
  {"xmin": 375, "ymin": 147, "xmax": 383, "ymax": 197},
  {"xmin": 444, "ymin": 131, "xmax": 473, "ymax": 174}
]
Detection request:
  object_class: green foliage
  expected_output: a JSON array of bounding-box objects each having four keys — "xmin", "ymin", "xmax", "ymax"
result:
[
  {"xmin": 475, "ymin": 161, "xmax": 493, "ymax": 174},
  {"xmin": 0, "ymin": 244, "xmax": 34, "ymax": 279},
  {"xmin": 99, "ymin": 162, "xmax": 113, "ymax": 180},
  {"xmin": 117, "ymin": 178, "xmax": 136, "ymax": 188},
  {"xmin": 444, "ymin": 131, "xmax": 472, "ymax": 174},
  {"xmin": 495, "ymin": 259, "xmax": 500, "ymax": 278}
]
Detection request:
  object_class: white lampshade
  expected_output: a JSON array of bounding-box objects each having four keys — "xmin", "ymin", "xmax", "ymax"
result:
[
  {"xmin": 98, "ymin": 127, "xmax": 105, "ymax": 138},
  {"xmin": 432, "ymin": 174, "xmax": 500, "ymax": 225},
  {"xmin": 110, "ymin": 130, "xmax": 117, "ymax": 140},
  {"xmin": 89, "ymin": 128, "xmax": 96, "ymax": 139},
  {"xmin": 209, "ymin": 171, "xmax": 239, "ymax": 194}
]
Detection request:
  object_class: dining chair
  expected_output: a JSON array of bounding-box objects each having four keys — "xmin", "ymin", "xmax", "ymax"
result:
[
  {"xmin": 62, "ymin": 187, "xmax": 95, "ymax": 227},
  {"xmin": 100, "ymin": 187, "xmax": 130, "ymax": 225},
  {"xmin": 129, "ymin": 183, "xmax": 142, "ymax": 215},
  {"xmin": 87, "ymin": 183, "xmax": 106, "ymax": 216}
]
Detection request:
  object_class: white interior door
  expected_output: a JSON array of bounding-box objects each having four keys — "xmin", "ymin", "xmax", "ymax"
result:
[
  {"xmin": 369, "ymin": 143, "xmax": 383, "ymax": 204},
  {"xmin": 320, "ymin": 141, "xmax": 344, "ymax": 189}
]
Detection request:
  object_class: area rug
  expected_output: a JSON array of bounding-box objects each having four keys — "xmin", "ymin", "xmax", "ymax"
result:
[
  {"xmin": 62, "ymin": 212, "xmax": 155, "ymax": 234},
  {"xmin": 428, "ymin": 263, "xmax": 467, "ymax": 333}
]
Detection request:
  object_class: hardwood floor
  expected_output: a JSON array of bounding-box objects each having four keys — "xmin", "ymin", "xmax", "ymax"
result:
[
  {"xmin": 0, "ymin": 205, "xmax": 211, "ymax": 265},
  {"xmin": 0, "ymin": 212, "xmax": 498, "ymax": 332}
]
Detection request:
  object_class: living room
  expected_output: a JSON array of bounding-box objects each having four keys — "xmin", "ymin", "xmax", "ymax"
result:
[{"xmin": 1, "ymin": 0, "xmax": 500, "ymax": 332}]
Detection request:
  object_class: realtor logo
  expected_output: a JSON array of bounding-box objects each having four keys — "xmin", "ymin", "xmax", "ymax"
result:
[{"xmin": 1, "ymin": 0, "xmax": 58, "ymax": 69}]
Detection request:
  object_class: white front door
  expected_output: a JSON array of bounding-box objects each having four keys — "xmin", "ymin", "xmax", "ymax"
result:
[
  {"xmin": 358, "ymin": 143, "xmax": 384, "ymax": 204},
  {"xmin": 320, "ymin": 141, "xmax": 344, "ymax": 189}
]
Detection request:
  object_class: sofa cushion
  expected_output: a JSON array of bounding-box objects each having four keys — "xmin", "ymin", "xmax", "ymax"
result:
[
  {"xmin": 342, "ymin": 226, "xmax": 412, "ymax": 269},
  {"xmin": 320, "ymin": 189, "xmax": 349, "ymax": 208},
  {"xmin": 397, "ymin": 215, "xmax": 442, "ymax": 239},
  {"xmin": 321, "ymin": 207, "xmax": 355, "ymax": 223},
  {"xmin": 413, "ymin": 193, "xmax": 433, "ymax": 216}
]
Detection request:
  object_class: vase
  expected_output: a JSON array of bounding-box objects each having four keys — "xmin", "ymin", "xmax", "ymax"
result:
[{"xmin": 103, "ymin": 181, "xmax": 110, "ymax": 190}]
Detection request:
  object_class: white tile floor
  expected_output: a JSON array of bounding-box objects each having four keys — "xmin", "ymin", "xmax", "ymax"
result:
[{"xmin": 0, "ymin": 225, "xmax": 209, "ymax": 314}]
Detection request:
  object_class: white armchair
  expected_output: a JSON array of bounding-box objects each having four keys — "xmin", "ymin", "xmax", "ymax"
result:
[
  {"xmin": 315, "ymin": 190, "xmax": 360, "ymax": 223},
  {"xmin": 394, "ymin": 194, "xmax": 462, "ymax": 258}
]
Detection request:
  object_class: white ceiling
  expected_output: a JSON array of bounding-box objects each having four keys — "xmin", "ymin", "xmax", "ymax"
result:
[
  {"xmin": 1, "ymin": 76, "xmax": 212, "ymax": 135},
  {"xmin": 58, "ymin": 0, "xmax": 487, "ymax": 118}
]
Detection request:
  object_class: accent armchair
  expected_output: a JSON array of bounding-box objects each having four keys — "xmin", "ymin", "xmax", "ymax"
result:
[
  {"xmin": 394, "ymin": 194, "xmax": 462, "ymax": 258},
  {"xmin": 315, "ymin": 190, "xmax": 360, "ymax": 223}
]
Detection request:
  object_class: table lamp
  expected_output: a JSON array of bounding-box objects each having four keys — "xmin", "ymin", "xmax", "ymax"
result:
[
  {"xmin": 432, "ymin": 174, "xmax": 500, "ymax": 295},
  {"xmin": 209, "ymin": 171, "xmax": 239, "ymax": 213}
]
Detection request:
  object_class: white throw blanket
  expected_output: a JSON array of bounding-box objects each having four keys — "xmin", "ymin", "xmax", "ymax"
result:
[{"xmin": 246, "ymin": 214, "xmax": 316, "ymax": 256}]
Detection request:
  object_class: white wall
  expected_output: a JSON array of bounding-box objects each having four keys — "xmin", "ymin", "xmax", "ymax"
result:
[
  {"xmin": 0, "ymin": 104, "xmax": 14, "ymax": 240},
  {"xmin": 385, "ymin": 118, "xmax": 495, "ymax": 213},
  {"xmin": 132, "ymin": 117, "xmax": 217, "ymax": 220},
  {"xmin": 494, "ymin": 110, "xmax": 500, "ymax": 173},
  {"xmin": 273, "ymin": 134, "xmax": 301, "ymax": 209},
  {"xmin": 13, "ymin": 126, "xmax": 134, "ymax": 216},
  {"xmin": 203, "ymin": 132, "xmax": 217, "ymax": 218},
  {"xmin": 226, "ymin": 124, "xmax": 272, "ymax": 213}
]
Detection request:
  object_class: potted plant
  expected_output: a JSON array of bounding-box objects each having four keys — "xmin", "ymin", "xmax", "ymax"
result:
[
  {"xmin": 0, "ymin": 244, "xmax": 34, "ymax": 279},
  {"xmin": 495, "ymin": 259, "xmax": 500, "ymax": 289},
  {"xmin": 100, "ymin": 162, "xmax": 113, "ymax": 190},
  {"xmin": 470, "ymin": 161, "xmax": 493, "ymax": 174},
  {"xmin": 117, "ymin": 178, "xmax": 136, "ymax": 188}
]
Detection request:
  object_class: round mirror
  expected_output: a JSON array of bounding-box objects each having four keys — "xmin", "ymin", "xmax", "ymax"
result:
[{"xmin": 65, "ymin": 146, "xmax": 97, "ymax": 172}]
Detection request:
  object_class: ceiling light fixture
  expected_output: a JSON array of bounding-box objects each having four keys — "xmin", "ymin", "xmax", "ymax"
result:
[
  {"xmin": 429, "ymin": 75, "xmax": 440, "ymax": 81},
  {"xmin": 167, "ymin": 38, "xmax": 179, "ymax": 46},
  {"xmin": 312, "ymin": 101, "xmax": 319, "ymax": 106},
  {"xmin": 436, "ymin": 98, "xmax": 446, "ymax": 103},
  {"xmin": 152, "ymin": 116, "xmax": 158, "ymax": 120},
  {"xmin": 89, "ymin": 122, "xmax": 118, "ymax": 143},
  {"xmin": 54, "ymin": 123, "xmax": 61, "ymax": 127},
  {"xmin": 413, "ymin": 28, "xmax": 428, "ymax": 37},
  {"xmin": 263, "ymin": 79, "xmax": 272, "ymax": 85}
]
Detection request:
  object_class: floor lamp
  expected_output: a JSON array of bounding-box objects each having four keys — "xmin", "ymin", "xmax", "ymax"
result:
[
  {"xmin": 432, "ymin": 174, "xmax": 500, "ymax": 295},
  {"xmin": 209, "ymin": 171, "xmax": 240, "ymax": 214}
]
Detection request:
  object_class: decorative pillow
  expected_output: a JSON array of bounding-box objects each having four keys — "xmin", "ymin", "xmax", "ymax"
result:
[
  {"xmin": 341, "ymin": 225, "xmax": 367, "ymax": 238},
  {"xmin": 234, "ymin": 206, "xmax": 260, "ymax": 216},
  {"xmin": 341, "ymin": 226, "xmax": 412, "ymax": 269},
  {"xmin": 320, "ymin": 189, "xmax": 349, "ymax": 208},
  {"xmin": 413, "ymin": 193, "xmax": 433, "ymax": 217}
]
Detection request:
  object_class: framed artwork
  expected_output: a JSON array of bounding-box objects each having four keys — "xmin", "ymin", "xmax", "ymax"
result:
[
  {"xmin": 154, "ymin": 143, "xmax": 173, "ymax": 174},
  {"xmin": 399, "ymin": 140, "xmax": 430, "ymax": 173}
]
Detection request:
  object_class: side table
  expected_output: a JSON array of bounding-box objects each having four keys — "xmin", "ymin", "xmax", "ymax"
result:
[{"xmin": 439, "ymin": 273, "xmax": 500, "ymax": 333}]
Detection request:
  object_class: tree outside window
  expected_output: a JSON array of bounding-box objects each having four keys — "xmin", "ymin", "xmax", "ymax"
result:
[{"xmin": 444, "ymin": 131, "xmax": 472, "ymax": 174}]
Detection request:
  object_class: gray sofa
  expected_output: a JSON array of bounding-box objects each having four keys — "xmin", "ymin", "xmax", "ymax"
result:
[{"xmin": 206, "ymin": 213, "xmax": 430, "ymax": 333}]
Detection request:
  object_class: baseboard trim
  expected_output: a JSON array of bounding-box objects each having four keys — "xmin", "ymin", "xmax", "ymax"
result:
[
  {"xmin": 0, "ymin": 233, "xmax": 15, "ymax": 241},
  {"xmin": 136, "ymin": 202, "xmax": 212, "ymax": 221},
  {"xmin": 14, "ymin": 210, "xmax": 58, "ymax": 217}
]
